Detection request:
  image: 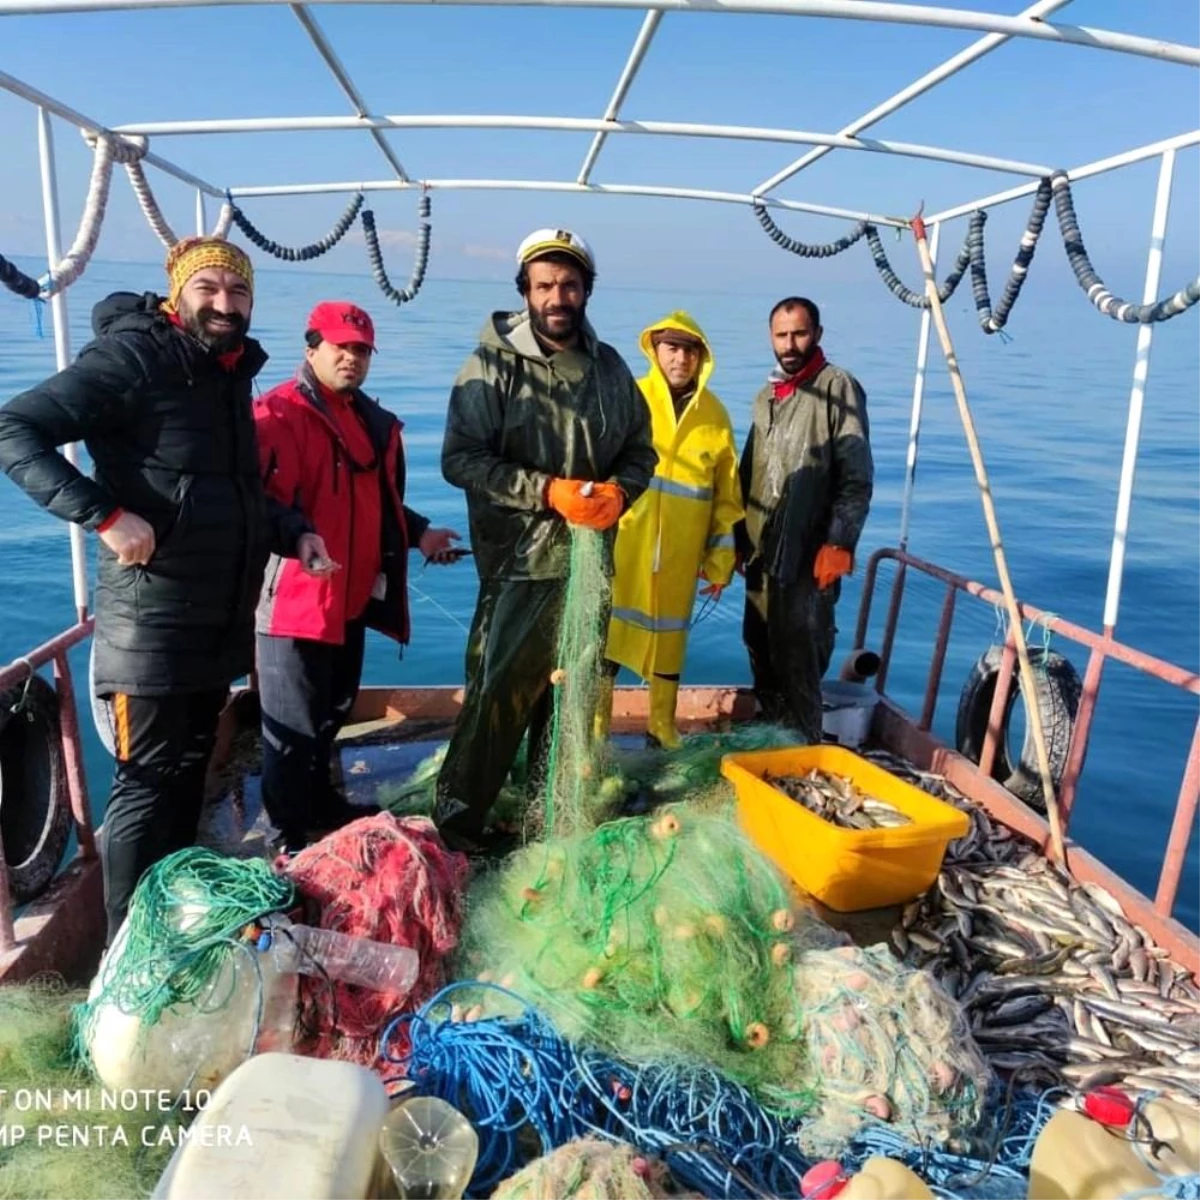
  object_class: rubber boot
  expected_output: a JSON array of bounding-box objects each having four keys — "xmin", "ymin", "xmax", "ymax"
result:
[
  {"xmin": 645, "ymin": 677, "xmax": 682, "ymax": 751},
  {"xmin": 592, "ymin": 673, "xmax": 615, "ymax": 747}
]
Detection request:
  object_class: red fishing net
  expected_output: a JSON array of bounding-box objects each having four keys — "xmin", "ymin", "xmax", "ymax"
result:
[{"xmin": 279, "ymin": 813, "xmax": 470, "ymax": 1076}]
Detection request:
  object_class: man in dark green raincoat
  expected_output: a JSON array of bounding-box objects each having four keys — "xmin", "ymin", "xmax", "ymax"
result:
[
  {"xmin": 736, "ymin": 297, "xmax": 873, "ymax": 743},
  {"xmin": 434, "ymin": 229, "xmax": 657, "ymax": 854}
]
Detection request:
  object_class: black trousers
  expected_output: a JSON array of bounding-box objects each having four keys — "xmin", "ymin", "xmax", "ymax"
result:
[
  {"xmin": 256, "ymin": 619, "xmax": 367, "ymax": 851},
  {"xmin": 742, "ymin": 564, "xmax": 838, "ymax": 743},
  {"xmin": 434, "ymin": 579, "xmax": 565, "ymax": 847},
  {"xmin": 102, "ymin": 688, "xmax": 228, "ymax": 943}
]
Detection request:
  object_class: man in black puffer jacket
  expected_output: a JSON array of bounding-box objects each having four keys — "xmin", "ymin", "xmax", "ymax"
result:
[{"xmin": 0, "ymin": 237, "xmax": 321, "ymax": 940}]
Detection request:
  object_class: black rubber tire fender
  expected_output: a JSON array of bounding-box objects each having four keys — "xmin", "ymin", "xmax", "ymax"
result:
[
  {"xmin": 954, "ymin": 644, "xmax": 1082, "ymax": 812},
  {"xmin": 0, "ymin": 672, "xmax": 72, "ymax": 903}
]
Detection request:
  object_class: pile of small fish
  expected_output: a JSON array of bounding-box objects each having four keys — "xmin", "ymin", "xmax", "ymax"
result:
[
  {"xmin": 863, "ymin": 750, "xmax": 1200, "ymax": 1107},
  {"xmin": 765, "ymin": 768, "xmax": 912, "ymax": 831}
]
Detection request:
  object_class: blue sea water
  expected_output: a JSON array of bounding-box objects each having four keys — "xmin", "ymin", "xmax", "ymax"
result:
[{"xmin": 1, "ymin": 257, "xmax": 1197, "ymax": 930}]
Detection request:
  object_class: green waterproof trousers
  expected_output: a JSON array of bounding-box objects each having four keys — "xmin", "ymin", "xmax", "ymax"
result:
[
  {"xmin": 433, "ymin": 578, "xmax": 566, "ymax": 848},
  {"xmin": 742, "ymin": 562, "xmax": 838, "ymax": 744}
]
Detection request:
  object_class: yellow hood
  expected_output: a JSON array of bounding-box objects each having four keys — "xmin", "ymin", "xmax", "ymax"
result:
[{"xmin": 638, "ymin": 310, "xmax": 714, "ymax": 402}]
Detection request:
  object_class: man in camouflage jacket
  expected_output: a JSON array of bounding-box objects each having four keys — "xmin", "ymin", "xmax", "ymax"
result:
[
  {"xmin": 736, "ymin": 296, "xmax": 873, "ymax": 742},
  {"xmin": 434, "ymin": 229, "xmax": 657, "ymax": 854}
]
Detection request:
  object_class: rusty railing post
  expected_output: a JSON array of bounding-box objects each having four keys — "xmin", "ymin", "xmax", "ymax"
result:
[
  {"xmin": 1056, "ymin": 645, "xmax": 1107, "ymax": 833},
  {"xmin": 876, "ymin": 561, "xmax": 908, "ymax": 694},
  {"xmin": 1155, "ymin": 715, "xmax": 1200, "ymax": 919},
  {"xmin": 53, "ymin": 651, "xmax": 96, "ymax": 859},
  {"xmin": 853, "ymin": 548, "xmax": 888, "ymax": 653},
  {"xmin": 920, "ymin": 584, "xmax": 957, "ymax": 731},
  {"xmin": 979, "ymin": 633, "xmax": 1017, "ymax": 779}
]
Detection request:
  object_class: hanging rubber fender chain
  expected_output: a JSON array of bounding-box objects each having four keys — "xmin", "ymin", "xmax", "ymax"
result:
[
  {"xmin": 363, "ymin": 193, "xmax": 432, "ymax": 307},
  {"xmin": 752, "ymin": 201, "xmax": 870, "ymax": 258},
  {"xmin": 1051, "ymin": 170, "xmax": 1200, "ymax": 325},
  {"xmin": 968, "ymin": 177, "xmax": 1053, "ymax": 335},
  {"xmin": 226, "ymin": 191, "xmax": 364, "ymax": 262},
  {"xmin": 865, "ymin": 221, "xmax": 973, "ymax": 309},
  {"xmin": 754, "ymin": 171, "xmax": 1199, "ymax": 329},
  {"xmin": 0, "ymin": 251, "xmax": 41, "ymax": 300}
]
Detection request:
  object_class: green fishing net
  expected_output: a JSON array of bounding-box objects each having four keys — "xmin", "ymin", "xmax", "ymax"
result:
[
  {"xmin": 0, "ymin": 979, "xmax": 180, "ymax": 1199},
  {"xmin": 73, "ymin": 847, "xmax": 295, "ymax": 1103},
  {"xmin": 491, "ymin": 1139, "xmax": 685, "ymax": 1200},
  {"xmin": 792, "ymin": 943, "xmax": 993, "ymax": 1156},
  {"xmin": 540, "ymin": 528, "xmax": 615, "ymax": 838},
  {"xmin": 383, "ymin": 523, "xmax": 991, "ymax": 1149},
  {"xmin": 75, "ymin": 847, "xmax": 293, "ymax": 1044},
  {"xmin": 456, "ymin": 806, "xmax": 819, "ymax": 1118}
]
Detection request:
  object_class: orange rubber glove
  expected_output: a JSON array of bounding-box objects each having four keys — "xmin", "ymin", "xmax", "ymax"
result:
[
  {"xmin": 582, "ymin": 482, "xmax": 624, "ymax": 531},
  {"xmin": 813, "ymin": 544, "xmax": 853, "ymax": 590},
  {"xmin": 545, "ymin": 479, "xmax": 624, "ymax": 531},
  {"xmin": 697, "ymin": 568, "xmax": 725, "ymax": 600}
]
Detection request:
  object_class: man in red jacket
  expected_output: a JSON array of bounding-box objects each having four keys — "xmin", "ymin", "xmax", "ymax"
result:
[{"xmin": 254, "ymin": 302, "xmax": 460, "ymax": 852}]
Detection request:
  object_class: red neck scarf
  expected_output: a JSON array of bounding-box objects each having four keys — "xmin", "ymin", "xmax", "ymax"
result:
[{"xmin": 770, "ymin": 347, "xmax": 827, "ymax": 401}]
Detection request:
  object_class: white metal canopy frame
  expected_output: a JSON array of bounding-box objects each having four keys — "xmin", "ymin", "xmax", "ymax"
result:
[{"xmin": 0, "ymin": 0, "xmax": 1197, "ymax": 644}]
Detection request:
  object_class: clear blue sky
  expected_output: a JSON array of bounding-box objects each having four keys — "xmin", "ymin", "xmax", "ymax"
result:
[{"xmin": 0, "ymin": 0, "xmax": 1197, "ymax": 293}]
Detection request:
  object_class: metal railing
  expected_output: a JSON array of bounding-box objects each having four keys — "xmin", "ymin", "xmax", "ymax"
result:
[
  {"xmin": 854, "ymin": 547, "xmax": 1200, "ymax": 920},
  {"xmin": 0, "ymin": 618, "xmax": 96, "ymax": 952}
]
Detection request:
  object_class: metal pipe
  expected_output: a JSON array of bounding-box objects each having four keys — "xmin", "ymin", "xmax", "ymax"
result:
[
  {"xmin": 53, "ymin": 652, "xmax": 96, "ymax": 859},
  {"xmin": 877, "ymin": 222, "xmax": 942, "ymax": 700},
  {"xmin": 1057, "ymin": 645, "xmax": 1106, "ymax": 831},
  {"xmin": 194, "ymin": 188, "xmax": 206, "ymax": 235},
  {"xmin": 1, "ymin": 0, "xmax": 1196, "ymax": 66},
  {"xmin": 578, "ymin": 10, "xmax": 663, "ymax": 184},
  {"xmin": 899, "ymin": 221, "xmax": 939, "ymax": 551},
  {"xmin": 38, "ymin": 108, "xmax": 89, "ymax": 623},
  {"xmin": 752, "ymin": 0, "xmax": 1074, "ymax": 195},
  {"xmin": 865, "ymin": 547, "xmax": 1200, "ymax": 695},
  {"xmin": 875, "ymin": 562, "xmax": 905, "ymax": 695},
  {"xmin": 978, "ymin": 633, "xmax": 1016, "ymax": 779},
  {"xmin": 0, "ymin": 620, "xmax": 95, "ymax": 691},
  {"xmin": 921, "ymin": 584, "xmax": 957, "ymax": 731},
  {"xmin": 928, "ymin": 130, "xmax": 1198, "ymax": 224},
  {"xmin": 838, "ymin": 649, "xmax": 881, "ymax": 683},
  {"xmin": 853, "ymin": 551, "xmax": 882, "ymax": 651},
  {"xmin": 113, "ymin": 112, "xmax": 1053, "ymax": 176},
  {"xmin": 1103, "ymin": 149, "xmax": 1176, "ymax": 632},
  {"xmin": 0, "ymin": 68, "xmax": 223, "ymax": 197},
  {"xmin": 289, "ymin": 3, "xmax": 411, "ymax": 183},
  {"xmin": 1155, "ymin": 715, "xmax": 1200, "ymax": 918},
  {"xmin": 227, "ymin": 177, "xmax": 911, "ymax": 226}
]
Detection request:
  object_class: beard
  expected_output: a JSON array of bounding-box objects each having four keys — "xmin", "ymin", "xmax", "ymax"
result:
[
  {"xmin": 776, "ymin": 344, "xmax": 817, "ymax": 376},
  {"xmin": 180, "ymin": 305, "xmax": 248, "ymax": 354},
  {"xmin": 530, "ymin": 301, "xmax": 584, "ymax": 345}
]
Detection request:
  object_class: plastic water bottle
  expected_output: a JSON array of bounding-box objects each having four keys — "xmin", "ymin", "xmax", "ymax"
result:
[
  {"xmin": 379, "ymin": 1095, "xmax": 478, "ymax": 1199},
  {"xmin": 264, "ymin": 917, "xmax": 420, "ymax": 995}
]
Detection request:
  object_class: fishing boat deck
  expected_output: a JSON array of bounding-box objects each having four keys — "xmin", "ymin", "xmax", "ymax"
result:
[
  {"xmin": 7, "ymin": 681, "xmax": 1198, "ymax": 1112},
  {"xmin": 195, "ymin": 687, "xmax": 1200, "ymax": 1108}
]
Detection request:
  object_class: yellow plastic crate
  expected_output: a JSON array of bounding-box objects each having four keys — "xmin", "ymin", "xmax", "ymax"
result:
[{"xmin": 720, "ymin": 744, "xmax": 970, "ymax": 912}]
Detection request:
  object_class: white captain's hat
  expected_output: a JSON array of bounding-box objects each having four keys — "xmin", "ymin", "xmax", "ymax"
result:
[{"xmin": 516, "ymin": 228, "xmax": 595, "ymax": 272}]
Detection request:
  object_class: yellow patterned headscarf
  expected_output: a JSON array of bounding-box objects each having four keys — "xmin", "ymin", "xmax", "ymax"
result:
[{"xmin": 162, "ymin": 237, "xmax": 254, "ymax": 313}]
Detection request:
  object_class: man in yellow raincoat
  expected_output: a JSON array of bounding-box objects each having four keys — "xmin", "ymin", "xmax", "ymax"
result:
[{"xmin": 598, "ymin": 311, "xmax": 744, "ymax": 749}]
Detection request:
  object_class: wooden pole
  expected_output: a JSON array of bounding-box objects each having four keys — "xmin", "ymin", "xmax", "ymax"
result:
[{"xmin": 910, "ymin": 211, "xmax": 1068, "ymax": 865}]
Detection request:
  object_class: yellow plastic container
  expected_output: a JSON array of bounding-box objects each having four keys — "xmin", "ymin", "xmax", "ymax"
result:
[
  {"xmin": 1026, "ymin": 1095, "xmax": 1200, "ymax": 1198},
  {"xmin": 720, "ymin": 744, "xmax": 970, "ymax": 911},
  {"xmin": 1027, "ymin": 1109, "xmax": 1160, "ymax": 1199},
  {"xmin": 841, "ymin": 1157, "xmax": 934, "ymax": 1200}
]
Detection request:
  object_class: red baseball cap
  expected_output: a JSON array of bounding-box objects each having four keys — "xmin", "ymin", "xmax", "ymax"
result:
[{"xmin": 306, "ymin": 301, "xmax": 376, "ymax": 351}]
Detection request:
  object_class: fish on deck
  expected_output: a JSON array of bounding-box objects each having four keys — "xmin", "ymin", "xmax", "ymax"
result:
[{"xmin": 764, "ymin": 767, "xmax": 912, "ymax": 831}]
